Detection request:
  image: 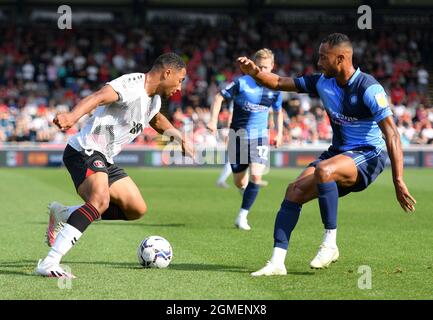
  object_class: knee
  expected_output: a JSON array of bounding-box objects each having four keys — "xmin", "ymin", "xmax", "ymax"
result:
[
  {"xmin": 88, "ymin": 191, "xmax": 110, "ymax": 213},
  {"xmin": 314, "ymin": 163, "xmax": 332, "ymax": 183},
  {"xmin": 127, "ymin": 202, "xmax": 147, "ymax": 220},
  {"xmin": 285, "ymin": 182, "xmax": 304, "ymax": 204}
]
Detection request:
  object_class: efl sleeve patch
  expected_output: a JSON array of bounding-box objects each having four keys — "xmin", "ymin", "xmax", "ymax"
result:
[{"xmin": 374, "ymin": 92, "xmax": 388, "ymax": 108}]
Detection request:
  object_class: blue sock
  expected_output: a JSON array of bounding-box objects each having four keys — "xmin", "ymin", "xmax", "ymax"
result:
[
  {"xmin": 241, "ymin": 182, "xmax": 260, "ymax": 210},
  {"xmin": 273, "ymin": 199, "xmax": 302, "ymax": 250},
  {"xmin": 317, "ymin": 181, "xmax": 339, "ymax": 229}
]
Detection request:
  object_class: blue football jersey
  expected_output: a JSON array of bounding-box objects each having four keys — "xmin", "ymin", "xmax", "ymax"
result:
[
  {"xmin": 294, "ymin": 68, "xmax": 393, "ymax": 151},
  {"xmin": 221, "ymin": 75, "xmax": 282, "ymax": 139}
]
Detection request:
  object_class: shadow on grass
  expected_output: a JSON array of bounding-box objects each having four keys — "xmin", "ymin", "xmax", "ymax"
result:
[
  {"xmin": 0, "ymin": 259, "xmax": 38, "ymax": 277},
  {"xmin": 63, "ymin": 260, "xmax": 249, "ymax": 273}
]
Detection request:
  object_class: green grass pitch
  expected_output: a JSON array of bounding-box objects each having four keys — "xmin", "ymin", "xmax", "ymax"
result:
[{"xmin": 0, "ymin": 167, "xmax": 432, "ymax": 300}]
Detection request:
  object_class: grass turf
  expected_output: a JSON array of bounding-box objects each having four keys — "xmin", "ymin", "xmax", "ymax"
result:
[{"xmin": 0, "ymin": 167, "xmax": 432, "ymax": 300}]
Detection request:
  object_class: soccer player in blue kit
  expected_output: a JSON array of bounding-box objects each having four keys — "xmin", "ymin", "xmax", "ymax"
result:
[
  {"xmin": 208, "ymin": 48, "xmax": 284, "ymax": 231},
  {"xmin": 237, "ymin": 33, "xmax": 416, "ymax": 275}
]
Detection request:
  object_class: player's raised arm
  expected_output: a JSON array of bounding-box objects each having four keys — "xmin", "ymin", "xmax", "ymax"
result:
[
  {"xmin": 53, "ymin": 84, "xmax": 119, "ymax": 132},
  {"xmin": 207, "ymin": 92, "xmax": 225, "ymax": 134},
  {"xmin": 237, "ymin": 56, "xmax": 298, "ymax": 92},
  {"xmin": 149, "ymin": 112, "xmax": 194, "ymax": 158},
  {"xmin": 378, "ymin": 116, "xmax": 416, "ymax": 212}
]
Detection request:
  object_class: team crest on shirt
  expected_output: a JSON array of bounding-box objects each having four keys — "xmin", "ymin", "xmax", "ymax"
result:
[
  {"xmin": 350, "ymin": 94, "xmax": 357, "ymax": 105},
  {"xmin": 267, "ymin": 91, "xmax": 274, "ymax": 99},
  {"xmin": 374, "ymin": 92, "xmax": 388, "ymax": 108},
  {"xmin": 92, "ymin": 160, "xmax": 105, "ymax": 168}
]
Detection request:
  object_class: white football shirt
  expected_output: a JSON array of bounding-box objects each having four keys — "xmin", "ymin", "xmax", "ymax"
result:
[{"xmin": 68, "ymin": 73, "xmax": 161, "ymax": 163}]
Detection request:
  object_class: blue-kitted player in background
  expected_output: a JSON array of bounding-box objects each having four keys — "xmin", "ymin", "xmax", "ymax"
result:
[
  {"xmin": 238, "ymin": 33, "xmax": 416, "ymax": 276},
  {"xmin": 208, "ymin": 48, "xmax": 283, "ymax": 231}
]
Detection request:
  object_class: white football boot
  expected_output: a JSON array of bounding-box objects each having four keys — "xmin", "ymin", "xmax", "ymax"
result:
[
  {"xmin": 45, "ymin": 202, "xmax": 67, "ymax": 247},
  {"xmin": 34, "ymin": 259, "xmax": 76, "ymax": 279},
  {"xmin": 310, "ymin": 245, "xmax": 339, "ymax": 269},
  {"xmin": 234, "ymin": 216, "xmax": 251, "ymax": 231},
  {"xmin": 251, "ymin": 261, "xmax": 287, "ymax": 277}
]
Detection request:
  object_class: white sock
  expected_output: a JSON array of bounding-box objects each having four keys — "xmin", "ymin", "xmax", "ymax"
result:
[
  {"xmin": 270, "ymin": 247, "xmax": 287, "ymax": 267},
  {"xmin": 322, "ymin": 229, "xmax": 337, "ymax": 248},
  {"xmin": 238, "ymin": 208, "xmax": 249, "ymax": 221},
  {"xmin": 217, "ymin": 162, "xmax": 232, "ymax": 183},
  {"xmin": 45, "ymin": 224, "xmax": 83, "ymax": 265},
  {"xmin": 64, "ymin": 205, "xmax": 82, "ymax": 222}
]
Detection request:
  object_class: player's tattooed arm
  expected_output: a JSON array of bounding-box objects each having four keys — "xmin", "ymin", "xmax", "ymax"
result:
[
  {"xmin": 53, "ymin": 85, "xmax": 119, "ymax": 132},
  {"xmin": 379, "ymin": 116, "xmax": 416, "ymax": 212},
  {"xmin": 150, "ymin": 112, "xmax": 194, "ymax": 158},
  {"xmin": 237, "ymin": 57, "xmax": 298, "ymax": 92}
]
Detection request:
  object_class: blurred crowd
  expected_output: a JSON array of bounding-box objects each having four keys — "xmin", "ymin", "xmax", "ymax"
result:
[{"xmin": 0, "ymin": 20, "xmax": 432, "ymax": 146}]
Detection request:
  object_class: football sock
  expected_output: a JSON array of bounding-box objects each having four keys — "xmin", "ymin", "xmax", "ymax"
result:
[
  {"xmin": 237, "ymin": 208, "xmax": 249, "ymax": 220},
  {"xmin": 322, "ymin": 229, "xmax": 337, "ymax": 248},
  {"xmin": 270, "ymin": 247, "xmax": 287, "ymax": 267},
  {"xmin": 241, "ymin": 182, "xmax": 260, "ymax": 210},
  {"xmin": 317, "ymin": 181, "xmax": 338, "ymax": 230},
  {"xmin": 45, "ymin": 223, "xmax": 83, "ymax": 265},
  {"xmin": 217, "ymin": 162, "xmax": 232, "ymax": 183},
  {"xmin": 64, "ymin": 205, "xmax": 82, "ymax": 222},
  {"xmin": 66, "ymin": 202, "xmax": 100, "ymax": 233},
  {"xmin": 101, "ymin": 203, "xmax": 128, "ymax": 220},
  {"xmin": 273, "ymin": 199, "xmax": 302, "ymax": 250}
]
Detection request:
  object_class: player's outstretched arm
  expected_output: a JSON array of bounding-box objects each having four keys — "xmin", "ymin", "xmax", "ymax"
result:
[
  {"xmin": 53, "ymin": 85, "xmax": 119, "ymax": 132},
  {"xmin": 149, "ymin": 112, "xmax": 194, "ymax": 158},
  {"xmin": 379, "ymin": 116, "xmax": 416, "ymax": 212},
  {"xmin": 237, "ymin": 57, "xmax": 298, "ymax": 92},
  {"xmin": 207, "ymin": 93, "xmax": 225, "ymax": 134}
]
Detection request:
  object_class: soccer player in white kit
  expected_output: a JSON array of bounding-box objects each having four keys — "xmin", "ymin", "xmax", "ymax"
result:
[{"xmin": 35, "ymin": 53, "xmax": 193, "ymax": 278}]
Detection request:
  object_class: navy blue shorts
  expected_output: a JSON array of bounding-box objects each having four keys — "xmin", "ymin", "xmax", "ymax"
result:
[
  {"xmin": 227, "ymin": 135, "xmax": 269, "ymax": 173},
  {"xmin": 308, "ymin": 146, "xmax": 387, "ymax": 197}
]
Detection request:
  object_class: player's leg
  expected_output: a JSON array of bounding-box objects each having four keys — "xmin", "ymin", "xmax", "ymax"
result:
[
  {"xmin": 251, "ymin": 166, "xmax": 318, "ymax": 276},
  {"xmin": 216, "ymin": 161, "xmax": 232, "ymax": 188},
  {"xmin": 107, "ymin": 176, "xmax": 147, "ymax": 221},
  {"xmin": 309, "ymin": 154, "xmax": 360, "ymax": 268},
  {"xmin": 234, "ymin": 162, "xmax": 266, "ymax": 230},
  {"xmin": 37, "ymin": 172, "xmax": 109, "ymax": 278}
]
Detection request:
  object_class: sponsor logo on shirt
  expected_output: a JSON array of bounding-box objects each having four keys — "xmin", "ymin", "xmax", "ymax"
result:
[
  {"xmin": 374, "ymin": 92, "xmax": 388, "ymax": 108},
  {"xmin": 243, "ymin": 101, "xmax": 269, "ymax": 112},
  {"xmin": 330, "ymin": 110, "xmax": 358, "ymax": 125}
]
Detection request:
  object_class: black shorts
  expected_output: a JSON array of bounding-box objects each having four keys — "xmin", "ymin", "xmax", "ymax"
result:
[{"xmin": 63, "ymin": 144, "xmax": 128, "ymax": 191}]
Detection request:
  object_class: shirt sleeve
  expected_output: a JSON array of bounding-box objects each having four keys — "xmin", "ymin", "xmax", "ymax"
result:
[
  {"xmin": 272, "ymin": 92, "xmax": 283, "ymax": 111},
  {"xmin": 220, "ymin": 79, "xmax": 240, "ymax": 100},
  {"xmin": 107, "ymin": 73, "xmax": 142, "ymax": 103},
  {"xmin": 293, "ymin": 74, "xmax": 322, "ymax": 95},
  {"xmin": 362, "ymin": 84, "xmax": 393, "ymax": 123}
]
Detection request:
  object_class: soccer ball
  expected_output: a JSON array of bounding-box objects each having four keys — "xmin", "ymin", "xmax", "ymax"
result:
[{"xmin": 137, "ymin": 235, "xmax": 173, "ymax": 268}]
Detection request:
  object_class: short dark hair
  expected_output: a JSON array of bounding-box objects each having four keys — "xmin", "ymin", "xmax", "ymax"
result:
[
  {"xmin": 321, "ymin": 33, "xmax": 352, "ymax": 47},
  {"xmin": 152, "ymin": 52, "xmax": 186, "ymax": 71}
]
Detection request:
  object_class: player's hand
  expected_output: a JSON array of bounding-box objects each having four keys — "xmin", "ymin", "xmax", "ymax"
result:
[
  {"xmin": 181, "ymin": 140, "xmax": 195, "ymax": 160},
  {"xmin": 53, "ymin": 112, "xmax": 76, "ymax": 132},
  {"xmin": 237, "ymin": 57, "xmax": 259, "ymax": 76},
  {"xmin": 273, "ymin": 134, "xmax": 283, "ymax": 148},
  {"xmin": 394, "ymin": 179, "xmax": 416, "ymax": 213},
  {"xmin": 206, "ymin": 121, "xmax": 217, "ymax": 135}
]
